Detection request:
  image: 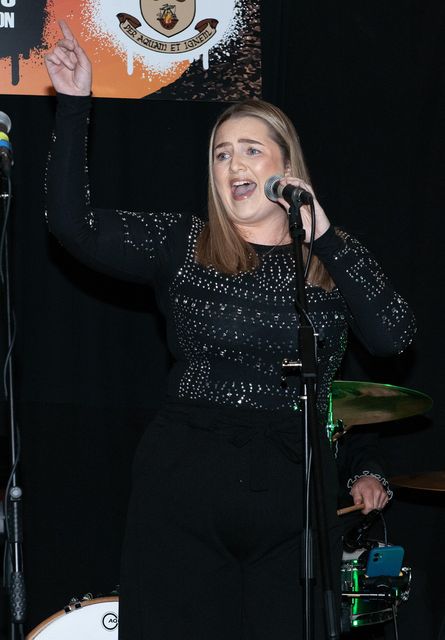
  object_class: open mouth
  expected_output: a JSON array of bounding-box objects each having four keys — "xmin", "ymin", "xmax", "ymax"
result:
[{"xmin": 231, "ymin": 180, "xmax": 257, "ymax": 200}]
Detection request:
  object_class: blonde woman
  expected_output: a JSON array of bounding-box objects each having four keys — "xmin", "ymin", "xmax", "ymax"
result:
[{"xmin": 45, "ymin": 22, "xmax": 415, "ymax": 639}]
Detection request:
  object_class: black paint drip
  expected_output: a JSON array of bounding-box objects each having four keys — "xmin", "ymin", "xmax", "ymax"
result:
[{"xmin": 0, "ymin": 0, "xmax": 48, "ymax": 85}]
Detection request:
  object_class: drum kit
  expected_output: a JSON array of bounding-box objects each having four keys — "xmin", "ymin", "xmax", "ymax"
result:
[
  {"xmin": 328, "ymin": 380, "xmax": 435, "ymax": 633},
  {"xmin": 25, "ymin": 380, "xmax": 435, "ymax": 638},
  {"xmin": 26, "ymin": 596, "xmax": 118, "ymax": 639}
]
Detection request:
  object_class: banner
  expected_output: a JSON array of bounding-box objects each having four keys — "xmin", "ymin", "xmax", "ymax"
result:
[{"xmin": 0, "ymin": 0, "xmax": 261, "ymax": 100}]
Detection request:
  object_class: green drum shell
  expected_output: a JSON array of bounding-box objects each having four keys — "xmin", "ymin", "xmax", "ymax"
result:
[{"xmin": 341, "ymin": 555, "xmax": 411, "ymax": 628}]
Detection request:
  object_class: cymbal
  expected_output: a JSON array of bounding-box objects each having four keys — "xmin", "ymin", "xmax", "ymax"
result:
[
  {"xmin": 331, "ymin": 380, "xmax": 432, "ymax": 428},
  {"xmin": 390, "ymin": 471, "xmax": 445, "ymax": 492}
]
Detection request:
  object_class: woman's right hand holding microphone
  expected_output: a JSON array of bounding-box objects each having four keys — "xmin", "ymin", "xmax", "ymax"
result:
[{"xmin": 45, "ymin": 20, "xmax": 92, "ymax": 96}]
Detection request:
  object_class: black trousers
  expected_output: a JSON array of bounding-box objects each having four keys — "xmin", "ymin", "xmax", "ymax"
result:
[{"xmin": 119, "ymin": 401, "xmax": 342, "ymax": 640}]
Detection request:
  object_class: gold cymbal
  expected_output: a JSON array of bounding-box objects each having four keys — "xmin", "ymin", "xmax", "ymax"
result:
[
  {"xmin": 331, "ymin": 380, "xmax": 433, "ymax": 428},
  {"xmin": 390, "ymin": 471, "xmax": 445, "ymax": 492}
]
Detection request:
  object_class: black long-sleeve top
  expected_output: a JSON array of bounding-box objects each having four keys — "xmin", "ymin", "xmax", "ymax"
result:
[{"xmin": 46, "ymin": 94, "xmax": 416, "ymax": 423}]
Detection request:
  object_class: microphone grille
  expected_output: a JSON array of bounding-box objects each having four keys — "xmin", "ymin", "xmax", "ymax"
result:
[
  {"xmin": 0, "ymin": 111, "xmax": 11, "ymax": 134},
  {"xmin": 264, "ymin": 174, "xmax": 283, "ymax": 202}
]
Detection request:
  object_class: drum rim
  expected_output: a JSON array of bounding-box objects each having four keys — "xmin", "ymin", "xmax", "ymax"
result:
[{"xmin": 26, "ymin": 596, "xmax": 119, "ymax": 639}]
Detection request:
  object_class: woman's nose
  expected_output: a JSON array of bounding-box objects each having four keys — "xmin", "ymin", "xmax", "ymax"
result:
[{"xmin": 230, "ymin": 152, "xmax": 246, "ymax": 173}]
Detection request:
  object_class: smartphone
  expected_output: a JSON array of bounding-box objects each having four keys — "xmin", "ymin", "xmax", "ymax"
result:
[{"xmin": 365, "ymin": 545, "xmax": 404, "ymax": 577}]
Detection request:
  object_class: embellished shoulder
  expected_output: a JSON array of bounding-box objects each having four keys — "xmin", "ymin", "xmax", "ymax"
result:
[{"xmin": 313, "ymin": 227, "xmax": 416, "ymax": 356}]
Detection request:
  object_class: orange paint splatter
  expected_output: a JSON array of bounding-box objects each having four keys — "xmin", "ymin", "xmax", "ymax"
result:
[{"xmin": 0, "ymin": 0, "xmax": 191, "ymax": 99}]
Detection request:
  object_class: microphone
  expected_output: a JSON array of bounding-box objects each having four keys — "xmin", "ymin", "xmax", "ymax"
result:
[
  {"xmin": 343, "ymin": 509, "xmax": 381, "ymax": 552},
  {"xmin": 264, "ymin": 174, "xmax": 313, "ymax": 206},
  {"xmin": 0, "ymin": 111, "xmax": 13, "ymax": 176}
]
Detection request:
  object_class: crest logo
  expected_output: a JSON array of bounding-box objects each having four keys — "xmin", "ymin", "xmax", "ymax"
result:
[
  {"xmin": 140, "ymin": 1, "xmax": 196, "ymax": 38},
  {"xmin": 117, "ymin": 0, "xmax": 218, "ymax": 56}
]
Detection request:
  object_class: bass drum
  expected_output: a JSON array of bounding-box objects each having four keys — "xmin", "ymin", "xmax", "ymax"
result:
[{"xmin": 26, "ymin": 597, "xmax": 119, "ymax": 639}]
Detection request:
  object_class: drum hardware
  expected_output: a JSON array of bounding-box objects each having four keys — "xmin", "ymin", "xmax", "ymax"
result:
[
  {"xmin": 343, "ymin": 509, "xmax": 382, "ymax": 552},
  {"xmin": 281, "ymin": 358, "xmax": 302, "ymax": 377},
  {"xmin": 342, "ymin": 570, "xmax": 411, "ymax": 601},
  {"xmin": 341, "ymin": 511, "xmax": 411, "ymax": 631},
  {"xmin": 343, "ymin": 591, "xmax": 396, "ymax": 599},
  {"xmin": 325, "ymin": 391, "xmax": 344, "ymax": 451},
  {"xmin": 64, "ymin": 592, "xmax": 95, "ymax": 613},
  {"xmin": 326, "ymin": 380, "xmax": 428, "ymax": 631},
  {"xmin": 26, "ymin": 596, "xmax": 119, "ymax": 639},
  {"xmin": 341, "ymin": 548, "xmax": 411, "ymax": 632}
]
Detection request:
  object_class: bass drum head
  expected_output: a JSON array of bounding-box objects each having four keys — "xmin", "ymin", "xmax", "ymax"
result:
[{"xmin": 26, "ymin": 597, "xmax": 119, "ymax": 639}]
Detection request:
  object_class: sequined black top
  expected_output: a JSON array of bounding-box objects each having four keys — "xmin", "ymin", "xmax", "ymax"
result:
[{"xmin": 46, "ymin": 94, "xmax": 416, "ymax": 417}]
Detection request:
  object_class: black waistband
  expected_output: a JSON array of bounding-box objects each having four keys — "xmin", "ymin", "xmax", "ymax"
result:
[{"xmin": 158, "ymin": 398, "xmax": 304, "ymax": 492}]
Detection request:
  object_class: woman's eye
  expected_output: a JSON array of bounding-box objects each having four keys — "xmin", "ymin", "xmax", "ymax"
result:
[
  {"xmin": 247, "ymin": 147, "xmax": 261, "ymax": 155},
  {"xmin": 215, "ymin": 151, "xmax": 229, "ymax": 161}
]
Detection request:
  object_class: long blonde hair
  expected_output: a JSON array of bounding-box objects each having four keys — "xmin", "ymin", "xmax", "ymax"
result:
[{"xmin": 196, "ymin": 99, "xmax": 333, "ymax": 289}]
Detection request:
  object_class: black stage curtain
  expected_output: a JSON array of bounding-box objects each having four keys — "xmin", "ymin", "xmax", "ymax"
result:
[{"xmin": 0, "ymin": 1, "xmax": 444, "ymax": 638}]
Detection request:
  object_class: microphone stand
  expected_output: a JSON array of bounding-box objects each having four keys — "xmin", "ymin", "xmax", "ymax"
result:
[
  {"xmin": 282, "ymin": 192, "xmax": 339, "ymax": 640},
  {"xmin": 0, "ymin": 171, "xmax": 26, "ymax": 640}
]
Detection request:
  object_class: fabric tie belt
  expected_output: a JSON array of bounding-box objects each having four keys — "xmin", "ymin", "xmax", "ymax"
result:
[
  {"xmin": 221, "ymin": 421, "xmax": 303, "ymax": 491},
  {"xmin": 160, "ymin": 402, "xmax": 304, "ymax": 492}
]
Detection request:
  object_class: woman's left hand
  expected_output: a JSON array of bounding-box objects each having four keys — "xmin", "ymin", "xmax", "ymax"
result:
[
  {"xmin": 276, "ymin": 177, "xmax": 331, "ymax": 241},
  {"xmin": 350, "ymin": 476, "xmax": 390, "ymax": 515}
]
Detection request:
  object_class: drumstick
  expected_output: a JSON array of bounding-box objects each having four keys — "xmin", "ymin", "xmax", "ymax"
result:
[{"xmin": 336, "ymin": 502, "xmax": 365, "ymax": 516}]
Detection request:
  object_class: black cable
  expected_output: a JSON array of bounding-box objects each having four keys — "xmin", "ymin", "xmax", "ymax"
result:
[
  {"xmin": 3, "ymin": 310, "xmax": 16, "ymax": 399},
  {"xmin": 392, "ymin": 603, "xmax": 399, "ymax": 640},
  {"xmin": 294, "ymin": 296, "xmax": 316, "ymax": 333},
  {"xmin": 0, "ymin": 176, "xmax": 12, "ymax": 284},
  {"xmin": 365, "ymin": 511, "xmax": 389, "ymax": 549},
  {"xmin": 303, "ymin": 198, "xmax": 315, "ymax": 279},
  {"xmin": 2, "ymin": 532, "xmax": 10, "ymax": 589},
  {"xmin": 293, "ymin": 205, "xmax": 317, "ymax": 334},
  {"xmin": 304, "ymin": 446, "xmax": 312, "ymax": 640},
  {"xmin": 379, "ymin": 510, "xmax": 388, "ymax": 545}
]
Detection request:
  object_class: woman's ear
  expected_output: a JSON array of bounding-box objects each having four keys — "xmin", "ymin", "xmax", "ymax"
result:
[{"xmin": 284, "ymin": 162, "xmax": 291, "ymax": 177}]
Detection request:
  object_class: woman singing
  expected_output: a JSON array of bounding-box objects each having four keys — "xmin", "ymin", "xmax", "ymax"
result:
[{"xmin": 45, "ymin": 21, "xmax": 415, "ymax": 639}]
